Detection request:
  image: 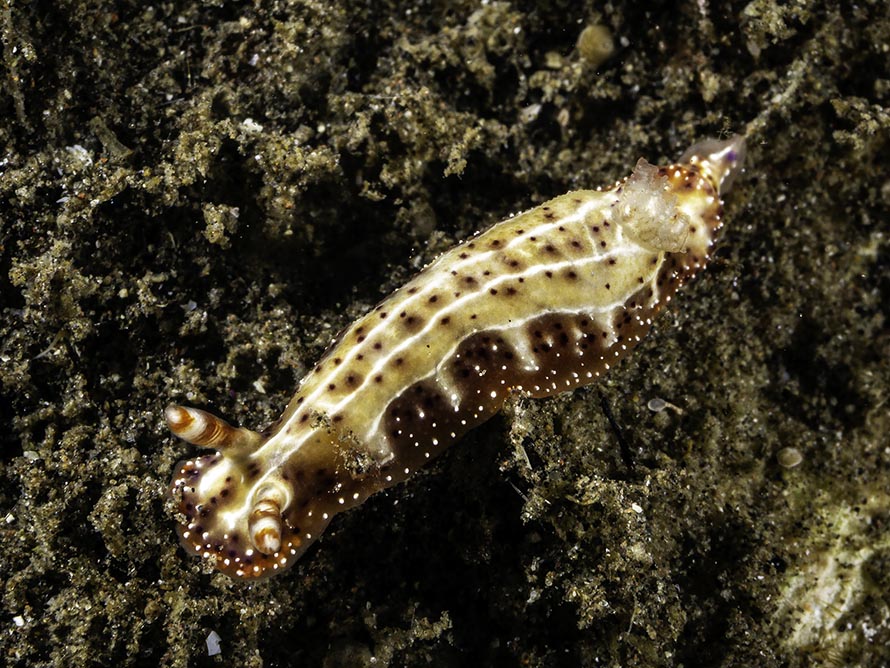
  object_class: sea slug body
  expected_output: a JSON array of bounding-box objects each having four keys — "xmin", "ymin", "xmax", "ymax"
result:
[{"xmin": 166, "ymin": 136, "xmax": 746, "ymax": 580}]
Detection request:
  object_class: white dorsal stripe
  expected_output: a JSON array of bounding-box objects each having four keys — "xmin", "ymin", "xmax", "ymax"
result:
[
  {"xmin": 253, "ymin": 196, "xmax": 624, "ymax": 462},
  {"xmin": 167, "ymin": 135, "xmax": 746, "ymax": 580},
  {"xmin": 269, "ymin": 241, "xmax": 652, "ymax": 461}
]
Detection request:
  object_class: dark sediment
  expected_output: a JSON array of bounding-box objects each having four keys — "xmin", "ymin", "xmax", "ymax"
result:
[{"xmin": 1, "ymin": 2, "xmax": 889, "ymax": 666}]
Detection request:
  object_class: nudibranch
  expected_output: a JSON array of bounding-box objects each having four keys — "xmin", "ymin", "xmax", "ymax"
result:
[{"xmin": 167, "ymin": 136, "xmax": 745, "ymax": 580}]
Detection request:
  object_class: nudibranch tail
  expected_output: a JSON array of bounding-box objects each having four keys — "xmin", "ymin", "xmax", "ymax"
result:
[
  {"xmin": 679, "ymin": 134, "xmax": 746, "ymax": 195},
  {"xmin": 166, "ymin": 135, "xmax": 745, "ymax": 580}
]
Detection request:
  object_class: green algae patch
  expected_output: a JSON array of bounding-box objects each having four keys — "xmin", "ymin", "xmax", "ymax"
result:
[{"xmin": 1, "ymin": 1, "xmax": 889, "ymax": 667}]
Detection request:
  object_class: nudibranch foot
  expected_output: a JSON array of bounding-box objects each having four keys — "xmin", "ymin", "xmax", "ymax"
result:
[{"xmin": 166, "ymin": 135, "xmax": 745, "ymax": 580}]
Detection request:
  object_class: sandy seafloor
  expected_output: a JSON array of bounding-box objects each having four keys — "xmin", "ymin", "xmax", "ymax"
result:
[{"xmin": 1, "ymin": 1, "xmax": 889, "ymax": 666}]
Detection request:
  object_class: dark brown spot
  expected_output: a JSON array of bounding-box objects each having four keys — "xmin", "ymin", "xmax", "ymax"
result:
[
  {"xmin": 571, "ymin": 240, "xmax": 581, "ymax": 248},
  {"xmin": 545, "ymin": 244, "xmax": 556, "ymax": 253},
  {"xmin": 373, "ymin": 342, "xmax": 383, "ymax": 350},
  {"xmin": 506, "ymin": 287, "xmax": 517, "ymax": 295},
  {"xmin": 566, "ymin": 271, "xmax": 577, "ymax": 279},
  {"xmin": 459, "ymin": 252, "xmax": 469, "ymax": 259},
  {"xmin": 300, "ymin": 414, "xmax": 309, "ymax": 423},
  {"xmin": 490, "ymin": 239, "xmax": 501, "ymax": 248},
  {"xmin": 407, "ymin": 287, "xmax": 418, "ymax": 294},
  {"xmin": 545, "ymin": 271, "xmax": 553, "ymax": 278},
  {"xmin": 605, "ymin": 283, "xmax": 611, "ymax": 290},
  {"xmin": 374, "ymin": 374, "xmax": 383, "ymax": 383},
  {"xmin": 490, "ymin": 288, "xmax": 498, "ymax": 295},
  {"xmin": 333, "ymin": 415, "xmax": 343, "ymax": 423},
  {"xmin": 441, "ymin": 317, "xmax": 450, "ymax": 325},
  {"xmin": 428, "ymin": 295, "xmax": 438, "ymax": 303},
  {"xmin": 600, "ymin": 241, "xmax": 607, "ymax": 248}
]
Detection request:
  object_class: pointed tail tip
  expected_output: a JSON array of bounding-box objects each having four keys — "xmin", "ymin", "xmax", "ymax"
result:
[
  {"xmin": 713, "ymin": 135, "xmax": 746, "ymax": 195},
  {"xmin": 680, "ymin": 134, "xmax": 747, "ymax": 196}
]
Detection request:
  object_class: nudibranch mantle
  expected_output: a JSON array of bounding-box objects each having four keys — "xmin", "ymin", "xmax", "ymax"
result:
[{"xmin": 167, "ymin": 136, "xmax": 745, "ymax": 580}]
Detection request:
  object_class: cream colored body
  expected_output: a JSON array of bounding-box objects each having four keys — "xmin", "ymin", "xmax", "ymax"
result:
[{"xmin": 167, "ymin": 136, "xmax": 745, "ymax": 579}]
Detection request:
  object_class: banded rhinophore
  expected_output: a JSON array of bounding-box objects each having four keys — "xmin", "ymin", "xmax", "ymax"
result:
[{"xmin": 166, "ymin": 136, "xmax": 745, "ymax": 579}]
